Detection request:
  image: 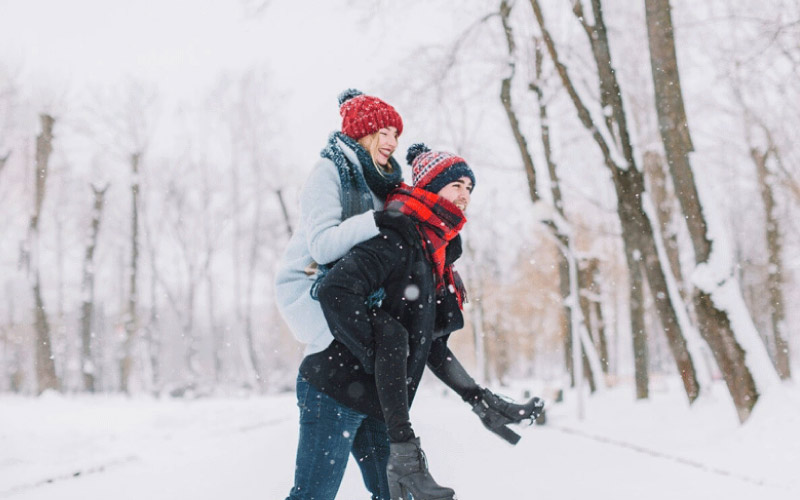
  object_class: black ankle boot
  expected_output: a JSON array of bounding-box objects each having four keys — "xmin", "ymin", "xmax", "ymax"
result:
[{"xmin": 387, "ymin": 437, "xmax": 456, "ymax": 500}]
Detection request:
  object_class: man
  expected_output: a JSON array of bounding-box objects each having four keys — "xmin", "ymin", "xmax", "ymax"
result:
[{"xmin": 306, "ymin": 144, "xmax": 544, "ymax": 500}]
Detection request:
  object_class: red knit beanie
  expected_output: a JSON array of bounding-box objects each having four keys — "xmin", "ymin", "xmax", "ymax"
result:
[
  {"xmin": 407, "ymin": 143, "xmax": 475, "ymax": 194},
  {"xmin": 338, "ymin": 89, "xmax": 403, "ymax": 140}
]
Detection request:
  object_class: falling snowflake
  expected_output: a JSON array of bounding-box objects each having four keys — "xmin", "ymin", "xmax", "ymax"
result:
[{"xmin": 404, "ymin": 284, "xmax": 420, "ymax": 301}]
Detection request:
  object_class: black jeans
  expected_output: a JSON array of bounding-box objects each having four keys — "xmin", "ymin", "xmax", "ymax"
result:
[{"xmin": 373, "ymin": 311, "xmax": 415, "ymax": 443}]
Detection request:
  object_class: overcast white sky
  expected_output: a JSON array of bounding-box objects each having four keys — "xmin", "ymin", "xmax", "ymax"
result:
[{"xmin": 0, "ymin": 0, "xmax": 471, "ymax": 168}]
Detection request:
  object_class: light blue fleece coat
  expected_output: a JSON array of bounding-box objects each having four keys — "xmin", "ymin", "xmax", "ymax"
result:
[{"xmin": 275, "ymin": 138, "xmax": 384, "ymax": 355}]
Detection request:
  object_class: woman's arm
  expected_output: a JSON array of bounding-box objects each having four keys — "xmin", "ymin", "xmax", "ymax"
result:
[{"xmin": 301, "ymin": 161, "xmax": 379, "ymax": 265}]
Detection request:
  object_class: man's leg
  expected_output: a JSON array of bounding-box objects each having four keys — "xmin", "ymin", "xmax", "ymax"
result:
[{"xmin": 286, "ymin": 376, "xmax": 363, "ymax": 500}]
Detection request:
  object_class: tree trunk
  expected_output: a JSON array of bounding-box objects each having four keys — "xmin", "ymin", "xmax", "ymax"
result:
[
  {"xmin": 26, "ymin": 114, "xmax": 59, "ymax": 395},
  {"xmin": 645, "ymin": 0, "xmax": 778, "ymax": 420},
  {"xmin": 275, "ymin": 188, "xmax": 294, "ymax": 238},
  {"xmin": 530, "ymin": 0, "xmax": 701, "ymax": 402},
  {"xmin": 751, "ymin": 147, "xmax": 790, "ymax": 379},
  {"xmin": 559, "ymin": 255, "xmax": 574, "ymax": 385},
  {"xmin": 243, "ymin": 189, "xmax": 264, "ymax": 388},
  {"xmin": 499, "ymin": 2, "xmax": 539, "ymax": 202},
  {"xmin": 33, "ymin": 276, "xmax": 58, "ymax": 393},
  {"xmin": 0, "ymin": 150, "xmax": 10, "ymax": 176},
  {"xmin": 209, "ymin": 273, "xmax": 224, "ymax": 383},
  {"xmin": 579, "ymin": 259, "xmax": 609, "ymax": 373},
  {"xmin": 462, "ymin": 238, "xmax": 488, "ymax": 384},
  {"xmin": 643, "ymin": 151, "xmax": 686, "ymax": 298},
  {"xmin": 501, "ymin": 0, "xmax": 601, "ymax": 391},
  {"xmin": 183, "ymin": 285, "xmax": 199, "ymax": 382},
  {"xmin": 141, "ymin": 217, "xmax": 162, "ymax": 390},
  {"xmin": 628, "ymin": 255, "xmax": 649, "ymax": 399},
  {"xmin": 471, "ymin": 295, "xmax": 490, "ymax": 384},
  {"xmin": 121, "ymin": 152, "xmax": 141, "ymax": 393},
  {"xmin": 79, "ymin": 183, "xmax": 108, "ymax": 392}
]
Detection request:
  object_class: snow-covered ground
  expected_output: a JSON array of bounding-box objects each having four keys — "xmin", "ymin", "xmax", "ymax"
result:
[{"xmin": 1, "ymin": 377, "xmax": 798, "ymax": 500}]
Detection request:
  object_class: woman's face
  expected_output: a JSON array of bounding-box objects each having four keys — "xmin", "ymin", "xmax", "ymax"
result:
[
  {"xmin": 365, "ymin": 126, "xmax": 398, "ymax": 166},
  {"xmin": 436, "ymin": 176, "xmax": 473, "ymax": 212}
]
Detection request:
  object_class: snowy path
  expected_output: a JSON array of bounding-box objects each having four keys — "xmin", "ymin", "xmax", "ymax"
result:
[{"xmin": 1, "ymin": 382, "xmax": 797, "ymax": 500}]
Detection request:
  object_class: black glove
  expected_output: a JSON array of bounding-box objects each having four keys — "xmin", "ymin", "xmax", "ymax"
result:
[
  {"xmin": 373, "ymin": 210, "xmax": 419, "ymax": 246},
  {"xmin": 471, "ymin": 388, "xmax": 545, "ymax": 445}
]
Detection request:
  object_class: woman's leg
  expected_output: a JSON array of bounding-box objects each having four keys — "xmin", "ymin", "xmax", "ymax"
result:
[
  {"xmin": 372, "ymin": 310, "xmax": 414, "ymax": 443},
  {"xmin": 286, "ymin": 375, "xmax": 365, "ymax": 500},
  {"xmin": 372, "ymin": 312, "xmax": 456, "ymax": 500},
  {"xmin": 351, "ymin": 414, "xmax": 391, "ymax": 500}
]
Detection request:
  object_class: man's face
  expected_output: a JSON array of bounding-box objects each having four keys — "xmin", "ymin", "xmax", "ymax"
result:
[{"xmin": 436, "ymin": 176, "xmax": 473, "ymax": 212}]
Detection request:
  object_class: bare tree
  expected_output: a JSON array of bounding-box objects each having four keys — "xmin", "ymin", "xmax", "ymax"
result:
[
  {"xmin": 645, "ymin": 0, "xmax": 780, "ymax": 420},
  {"xmin": 120, "ymin": 152, "xmax": 141, "ymax": 393},
  {"xmin": 79, "ymin": 183, "xmax": 108, "ymax": 392},
  {"xmin": 81, "ymin": 80, "xmax": 159, "ymax": 393},
  {"xmin": 499, "ymin": 1, "xmax": 604, "ymax": 405},
  {"xmin": 529, "ymin": 0, "xmax": 703, "ymax": 402},
  {"xmin": 750, "ymin": 146, "xmax": 790, "ymax": 379},
  {"xmin": 21, "ymin": 114, "xmax": 59, "ymax": 394},
  {"xmin": 211, "ymin": 69, "xmax": 289, "ymax": 388}
]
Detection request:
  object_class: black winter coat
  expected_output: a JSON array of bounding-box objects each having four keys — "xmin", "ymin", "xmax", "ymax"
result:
[{"xmin": 299, "ymin": 216, "xmax": 464, "ymax": 421}]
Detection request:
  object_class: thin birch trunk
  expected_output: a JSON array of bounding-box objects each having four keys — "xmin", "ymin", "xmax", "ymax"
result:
[
  {"xmin": 139, "ymin": 205, "xmax": 162, "ymax": 389},
  {"xmin": 243, "ymin": 182, "xmax": 264, "ymax": 387},
  {"xmin": 463, "ymin": 238, "xmax": 488, "ymax": 385},
  {"xmin": 751, "ymin": 147, "xmax": 790, "ymax": 379},
  {"xmin": 275, "ymin": 188, "xmax": 294, "ymax": 238},
  {"xmin": 121, "ymin": 152, "xmax": 141, "ymax": 393},
  {"xmin": 579, "ymin": 259, "xmax": 609, "ymax": 373},
  {"xmin": 79, "ymin": 183, "xmax": 108, "ymax": 392}
]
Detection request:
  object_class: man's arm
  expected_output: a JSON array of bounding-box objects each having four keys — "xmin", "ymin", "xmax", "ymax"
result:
[
  {"xmin": 427, "ymin": 342, "xmax": 482, "ymax": 402},
  {"xmin": 428, "ymin": 341, "xmax": 544, "ymax": 445}
]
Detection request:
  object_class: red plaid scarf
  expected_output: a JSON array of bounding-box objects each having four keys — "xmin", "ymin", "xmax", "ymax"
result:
[{"xmin": 385, "ymin": 183, "xmax": 467, "ymax": 307}]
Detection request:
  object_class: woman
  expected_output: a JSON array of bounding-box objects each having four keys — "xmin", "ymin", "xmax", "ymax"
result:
[
  {"xmin": 313, "ymin": 145, "xmax": 545, "ymax": 500},
  {"xmin": 275, "ymin": 88, "xmax": 408, "ymax": 500}
]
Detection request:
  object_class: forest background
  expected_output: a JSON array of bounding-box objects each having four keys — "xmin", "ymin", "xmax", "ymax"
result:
[{"xmin": 1, "ymin": 0, "xmax": 798, "ymax": 425}]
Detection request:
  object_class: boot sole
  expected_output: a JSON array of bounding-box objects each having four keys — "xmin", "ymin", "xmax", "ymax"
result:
[{"xmin": 389, "ymin": 479, "xmax": 456, "ymax": 500}]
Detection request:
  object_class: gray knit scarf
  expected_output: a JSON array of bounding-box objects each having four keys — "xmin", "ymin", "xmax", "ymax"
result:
[{"xmin": 320, "ymin": 131, "xmax": 402, "ymax": 220}]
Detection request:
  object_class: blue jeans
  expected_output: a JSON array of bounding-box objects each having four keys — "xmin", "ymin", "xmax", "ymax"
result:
[{"xmin": 286, "ymin": 375, "xmax": 391, "ymax": 500}]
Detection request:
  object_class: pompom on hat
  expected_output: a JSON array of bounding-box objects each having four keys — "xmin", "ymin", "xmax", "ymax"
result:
[
  {"xmin": 338, "ymin": 88, "xmax": 403, "ymax": 140},
  {"xmin": 407, "ymin": 143, "xmax": 476, "ymax": 195}
]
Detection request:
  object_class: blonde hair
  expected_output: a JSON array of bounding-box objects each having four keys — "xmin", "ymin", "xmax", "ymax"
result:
[{"xmin": 358, "ymin": 131, "xmax": 394, "ymax": 175}]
